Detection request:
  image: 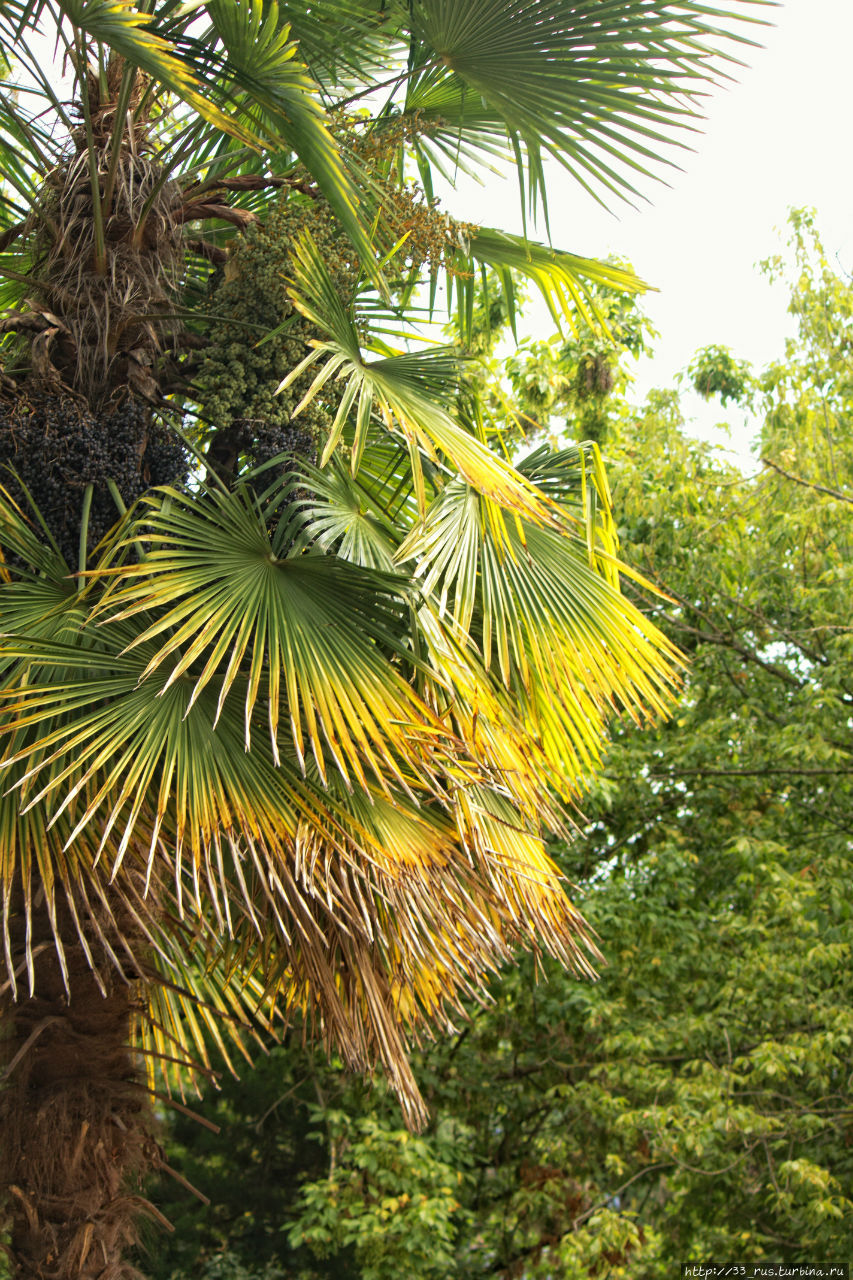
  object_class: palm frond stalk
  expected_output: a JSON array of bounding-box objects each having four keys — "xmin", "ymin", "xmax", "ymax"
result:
[{"xmin": 0, "ymin": 2, "xmax": 768, "ymax": 1275}]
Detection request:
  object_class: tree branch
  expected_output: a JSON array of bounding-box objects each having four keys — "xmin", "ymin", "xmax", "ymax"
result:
[
  {"xmin": 609, "ymin": 766, "xmax": 853, "ymax": 781},
  {"xmin": 762, "ymin": 456, "xmax": 853, "ymax": 505}
]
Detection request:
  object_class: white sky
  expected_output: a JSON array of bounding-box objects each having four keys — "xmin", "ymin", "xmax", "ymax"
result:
[{"xmin": 433, "ymin": 0, "xmax": 853, "ymax": 459}]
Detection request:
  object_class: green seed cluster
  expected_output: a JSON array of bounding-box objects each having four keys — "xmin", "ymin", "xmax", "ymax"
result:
[
  {"xmin": 342, "ymin": 119, "xmax": 478, "ymax": 277},
  {"xmin": 198, "ymin": 148, "xmax": 480, "ymax": 481},
  {"xmin": 198, "ymin": 196, "xmax": 358, "ymax": 472}
]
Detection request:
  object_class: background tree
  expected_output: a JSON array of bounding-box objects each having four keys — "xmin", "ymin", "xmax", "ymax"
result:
[
  {"xmin": 147, "ymin": 211, "xmax": 852, "ymax": 1276},
  {"xmin": 447, "ymin": 269, "xmax": 656, "ymax": 447},
  {"xmin": 0, "ymin": 3, "xmax": 766, "ymax": 1276}
]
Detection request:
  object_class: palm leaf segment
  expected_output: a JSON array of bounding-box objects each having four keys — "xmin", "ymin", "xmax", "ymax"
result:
[
  {"xmin": 0, "ymin": 0, "xmax": 759, "ymax": 1121},
  {"xmin": 402, "ymin": 0, "xmax": 771, "ymax": 209}
]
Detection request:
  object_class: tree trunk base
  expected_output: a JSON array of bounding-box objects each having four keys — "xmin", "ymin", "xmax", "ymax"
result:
[{"xmin": 0, "ymin": 903, "xmax": 162, "ymax": 1280}]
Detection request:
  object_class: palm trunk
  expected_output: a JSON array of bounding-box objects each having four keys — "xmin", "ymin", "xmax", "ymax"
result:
[{"xmin": 0, "ymin": 897, "xmax": 162, "ymax": 1280}]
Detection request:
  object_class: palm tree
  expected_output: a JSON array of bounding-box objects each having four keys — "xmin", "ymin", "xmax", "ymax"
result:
[{"xmin": 0, "ymin": 2, "xmax": 765, "ymax": 1275}]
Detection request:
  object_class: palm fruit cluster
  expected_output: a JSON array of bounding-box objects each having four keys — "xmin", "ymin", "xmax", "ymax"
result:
[
  {"xmin": 575, "ymin": 351, "xmax": 614, "ymax": 400},
  {"xmin": 199, "ymin": 136, "xmax": 477, "ymax": 484},
  {"xmin": 380, "ymin": 180, "xmax": 477, "ymax": 278},
  {"xmin": 344, "ymin": 116, "xmax": 478, "ymax": 278},
  {"xmin": 0, "ymin": 391, "xmax": 186, "ymax": 565},
  {"xmin": 199, "ymin": 194, "xmax": 351, "ymax": 479}
]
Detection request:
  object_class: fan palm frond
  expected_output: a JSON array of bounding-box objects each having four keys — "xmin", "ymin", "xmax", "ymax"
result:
[
  {"xmin": 457, "ymin": 228, "xmax": 647, "ymax": 339},
  {"xmin": 269, "ymin": 0, "xmax": 393, "ymax": 93},
  {"xmin": 403, "ymin": 0, "xmax": 771, "ymax": 212},
  {"xmin": 281, "ymin": 456, "xmax": 401, "ymax": 569},
  {"xmin": 398, "ymin": 458, "xmax": 681, "ymax": 800},
  {"xmin": 281, "ymin": 232, "xmax": 558, "ymax": 519},
  {"xmin": 0, "ymin": 482, "xmax": 611, "ymax": 1124}
]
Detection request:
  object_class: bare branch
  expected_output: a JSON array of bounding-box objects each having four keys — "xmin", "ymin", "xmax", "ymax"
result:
[{"xmin": 762, "ymin": 455, "xmax": 853, "ymax": 505}]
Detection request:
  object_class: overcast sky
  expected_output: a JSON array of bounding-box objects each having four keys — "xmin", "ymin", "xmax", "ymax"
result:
[{"xmin": 434, "ymin": 0, "xmax": 853, "ymax": 459}]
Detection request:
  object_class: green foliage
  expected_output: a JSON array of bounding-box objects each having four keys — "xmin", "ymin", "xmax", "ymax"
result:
[
  {"xmin": 169, "ymin": 1256, "xmax": 286, "ymax": 1280},
  {"xmin": 688, "ymin": 343, "xmax": 754, "ymax": 405},
  {"xmin": 148, "ymin": 211, "xmax": 853, "ymax": 1276},
  {"xmin": 449, "ymin": 269, "xmax": 656, "ymax": 448},
  {"xmin": 290, "ymin": 1113, "xmax": 469, "ymax": 1279},
  {"xmin": 144, "ymin": 1047, "xmax": 328, "ymax": 1280}
]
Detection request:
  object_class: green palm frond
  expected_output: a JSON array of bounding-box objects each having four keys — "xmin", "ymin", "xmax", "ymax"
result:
[
  {"xmin": 0, "ymin": 73, "xmax": 63, "ymax": 202},
  {"xmin": 273, "ymin": 0, "xmax": 392, "ymax": 92},
  {"xmin": 90, "ymin": 485, "xmax": 447, "ymax": 791},
  {"xmin": 282, "ymin": 232, "xmax": 556, "ymax": 520},
  {"xmin": 403, "ymin": 0, "xmax": 771, "ymax": 212},
  {"xmin": 457, "ymin": 227, "xmax": 647, "ymax": 339},
  {"xmin": 397, "ymin": 450, "xmax": 682, "ymax": 792},
  {"xmin": 282, "ymin": 456, "xmax": 400, "ymax": 570},
  {"xmin": 0, "ymin": 483, "xmax": 70, "ymax": 583},
  {"xmin": 202, "ymin": 0, "xmax": 381, "ymax": 281},
  {"xmin": 0, "ymin": 632, "xmax": 328, "ymax": 872}
]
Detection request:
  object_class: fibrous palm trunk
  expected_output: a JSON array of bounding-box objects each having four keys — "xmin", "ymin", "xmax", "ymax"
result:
[
  {"xmin": 0, "ymin": 48, "xmax": 325, "ymax": 1271},
  {"xmin": 0, "ymin": 59, "xmax": 180, "ymax": 1279},
  {"xmin": 0, "ymin": 897, "xmax": 161, "ymax": 1279}
]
